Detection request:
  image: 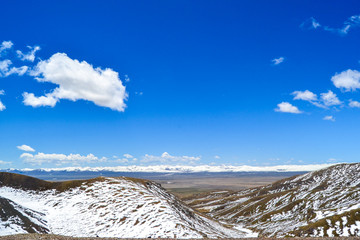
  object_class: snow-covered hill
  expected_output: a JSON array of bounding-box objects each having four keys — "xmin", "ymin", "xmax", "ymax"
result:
[
  {"xmin": 185, "ymin": 163, "xmax": 360, "ymax": 237},
  {"xmin": 0, "ymin": 173, "xmax": 246, "ymax": 238}
]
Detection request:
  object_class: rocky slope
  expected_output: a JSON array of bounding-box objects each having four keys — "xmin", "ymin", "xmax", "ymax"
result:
[
  {"xmin": 0, "ymin": 173, "xmax": 246, "ymax": 238},
  {"xmin": 185, "ymin": 163, "xmax": 360, "ymax": 237}
]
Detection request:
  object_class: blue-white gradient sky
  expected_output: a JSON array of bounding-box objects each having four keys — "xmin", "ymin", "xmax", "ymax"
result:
[{"xmin": 1, "ymin": 0, "xmax": 360, "ymax": 169}]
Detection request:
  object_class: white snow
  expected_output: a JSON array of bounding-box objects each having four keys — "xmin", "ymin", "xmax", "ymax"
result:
[{"xmin": 0, "ymin": 177, "xmax": 246, "ymax": 238}]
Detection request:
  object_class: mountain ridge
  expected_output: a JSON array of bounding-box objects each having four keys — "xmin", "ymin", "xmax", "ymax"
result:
[
  {"xmin": 0, "ymin": 173, "xmax": 248, "ymax": 238},
  {"xmin": 185, "ymin": 163, "xmax": 360, "ymax": 237}
]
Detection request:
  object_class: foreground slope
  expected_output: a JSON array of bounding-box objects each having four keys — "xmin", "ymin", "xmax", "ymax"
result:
[
  {"xmin": 186, "ymin": 163, "xmax": 360, "ymax": 237},
  {"xmin": 0, "ymin": 173, "xmax": 245, "ymax": 238}
]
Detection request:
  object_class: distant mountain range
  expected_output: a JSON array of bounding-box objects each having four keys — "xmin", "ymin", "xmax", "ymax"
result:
[
  {"xmin": 1, "ymin": 163, "xmax": 360, "ymax": 237},
  {"xmin": 3, "ymin": 163, "xmax": 335, "ymax": 173}
]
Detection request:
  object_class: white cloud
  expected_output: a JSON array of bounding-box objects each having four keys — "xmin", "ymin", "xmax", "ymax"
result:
[
  {"xmin": 300, "ymin": 17, "xmax": 321, "ymax": 29},
  {"xmin": 214, "ymin": 155, "xmax": 221, "ymax": 159},
  {"xmin": 272, "ymin": 57, "xmax": 285, "ymax": 65},
  {"xmin": 123, "ymin": 153, "xmax": 134, "ymax": 159},
  {"xmin": 20, "ymin": 152, "xmax": 107, "ymax": 166},
  {"xmin": 292, "ymin": 90, "xmax": 317, "ymax": 101},
  {"xmin": 331, "ymin": 69, "xmax": 360, "ymax": 92},
  {"xmin": 0, "ymin": 60, "xmax": 11, "ymax": 73},
  {"xmin": 5, "ymin": 66, "xmax": 28, "ymax": 77},
  {"xmin": 0, "ymin": 59, "xmax": 28, "ymax": 77},
  {"xmin": 124, "ymin": 74, "xmax": 130, "ymax": 82},
  {"xmin": 17, "ymin": 144, "xmax": 35, "ymax": 152},
  {"xmin": 0, "ymin": 100, "xmax": 5, "ymax": 111},
  {"xmin": 16, "ymin": 45, "xmax": 40, "ymax": 62},
  {"xmin": 349, "ymin": 100, "xmax": 360, "ymax": 108},
  {"xmin": 25, "ymin": 53, "xmax": 127, "ymax": 111},
  {"xmin": 114, "ymin": 158, "xmax": 129, "ymax": 163},
  {"xmin": 23, "ymin": 92, "xmax": 58, "ymax": 107},
  {"xmin": 320, "ymin": 90, "xmax": 342, "ymax": 106},
  {"xmin": 324, "ymin": 15, "xmax": 360, "ymax": 35},
  {"xmin": 0, "ymin": 160, "xmax": 11, "ymax": 165},
  {"xmin": 0, "ymin": 41, "xmax": 13, "ymax": 54},
  {"xmin": 0, "ymin": 90, "xmax": 5, "ymax": 111},
  {"xmin": 142, "ymin": 152, "xmax": 201, "ymax": 164},
  {"xmin": 275, "ymin": 102, "xmax": 302, "ymax": 114},
  {"xmin": 323, "ymin": 115, "xmax": 335, "ymax": 122},
  {"xmin": 302, "ymin": 15, "xmax": 360, "ymax": 36}
]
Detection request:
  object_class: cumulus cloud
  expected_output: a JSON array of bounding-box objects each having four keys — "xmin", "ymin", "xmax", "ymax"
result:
[
  {"xmin": 142, "ymin": 152, "xmax": 201, "ymax": 164},
  {"xmin": 272, "ymin": 57, "xmax": 285, "ymax": 65},
  {"xmin": 331, "ymin": 69, "xmax": 360, "ymax": 92},
  {"xmin": 16, "ymin": 45, "xmax": 40, "ymax": 62},
  {"xmin": 300, "ymin": 17, "xmax": 321, "ymax": 29},
  {"xmin": 20, "ymin": 152, "xmax": 106, "ymax": 166},
  {"xmin": 292, "ymin": 90, "xmax": 318, "ymax": 101},
  {"xmin": 275, "ymin": 102, "xmax": 302, "ymax": 114},
  {"xmin": 320, "ymin": 90, "xmax": 342, "ymax": 106},
  {"xmin": 17, "ymin": 144, "xmax": 35, "ymax": 152},
  {"xmin": 0, "ymin": 41, "xmax": 13, "ymax": 54},
  {"xmin": 349, "ymin": 100, "xmax": 360, "ymax": 108},
  {"xmin": 24, "ymin": 53, "xmax": 127, "ymax": 111},
  {"xmin": 323, "ymin": 115, "xmax": 335, "ymax": 121},
  {"xmin": 22, "ymin": 92, "xmax": 57, "ymax": 107}
]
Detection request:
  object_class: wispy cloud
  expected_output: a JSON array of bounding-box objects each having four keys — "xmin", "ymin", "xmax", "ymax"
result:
[
  {"xmin": 272, "ymin": 57, "xmax": 285, "ymax": 65},
  {"xmin": 17, "ymin": 144, "xmax": 35, "ymax": 152},
  {"xmin": 16, "ymin": 45, "xmax": 41, "ymax": 62},
  {"xmin": 301, "ymin": 15, "xmax": 360, "ymax": 36},
  {"xmin": 300, "ymin": 17, "xmax": 321, "ymax": 30},
  {"xmin": 0, "ymin": 59, "xmax": 28, "ymax": 77},
  {"xmin": 20, "ymin": 152, "xmax": 107, "ymax": 166},
  {"xmin": 275, "ymin": 102, "xmax": 302, "ymax": 114},
  {"xmin": 323, "ymin": 115, "xmax": 335, "ymax": 122},
  {"xmin": 142, "ymin": 152, "xmax": 201, "ymax": 164}
]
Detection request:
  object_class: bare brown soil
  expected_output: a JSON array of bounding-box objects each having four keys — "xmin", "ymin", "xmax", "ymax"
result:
[{"xmin": 158, "ymin": 176, "xmax": 289, "ymax": 198}]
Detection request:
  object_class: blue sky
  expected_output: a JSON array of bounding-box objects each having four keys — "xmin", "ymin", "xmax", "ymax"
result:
[{"xmin": 1, "ymin": 0, "xmax": 360, "ymax": 169}]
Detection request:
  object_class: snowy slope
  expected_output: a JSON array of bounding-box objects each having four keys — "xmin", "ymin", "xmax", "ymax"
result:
[
  {"xmin": 186, "ymin": 163, "xmax": 360, "ymax": 237},
  {"xmin": 0, "ymin": 174, "xmax": 246, "ymax": 238}
]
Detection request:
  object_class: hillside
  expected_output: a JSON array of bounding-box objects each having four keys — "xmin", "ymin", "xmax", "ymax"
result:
[
  {"xmin": 185, "ymin": 163, "xmax": 360, "ymax": 237},
  {"xmin": 0, "ymin": 173, "xmax": 247, "ymax": 238}
]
